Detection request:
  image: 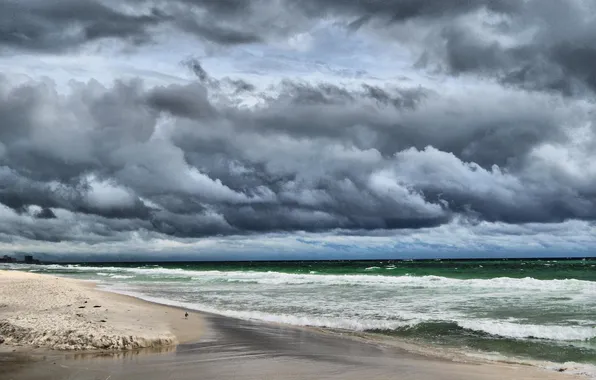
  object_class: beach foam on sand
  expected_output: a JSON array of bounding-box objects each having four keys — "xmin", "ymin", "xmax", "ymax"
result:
[{"xmin": 0, "ymin": 270, "xmax": 203, "ymax": 350}]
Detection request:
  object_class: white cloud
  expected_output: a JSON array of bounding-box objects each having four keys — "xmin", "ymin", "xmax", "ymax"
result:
[{"xmin": 84, "ymin": 175, "xmax": 137, "ymax": 210}]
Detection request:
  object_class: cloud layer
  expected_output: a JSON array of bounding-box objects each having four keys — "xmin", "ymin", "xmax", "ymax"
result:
[{"xmin": 0, "ymin": 0, "xmax": 595, "ymax": 256}]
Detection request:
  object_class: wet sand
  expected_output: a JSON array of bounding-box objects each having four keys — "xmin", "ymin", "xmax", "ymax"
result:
[{"xmin": 2, "ymin": 313, "xmax": 582, "ymax": 380}]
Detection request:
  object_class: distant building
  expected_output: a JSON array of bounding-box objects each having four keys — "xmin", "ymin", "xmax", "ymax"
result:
[
  {"xmin": 0, "ymin": 255, "xmax": 16, "ymax": 263},
  {"xmin": 0, "ymin": 254, "xmax": 40, "ymax": 264},
  {"xmin": 23, "ymin": 255, "xmax": 41, "ymax": 264}
]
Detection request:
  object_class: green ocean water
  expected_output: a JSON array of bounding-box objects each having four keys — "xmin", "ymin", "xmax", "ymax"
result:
[
  {"xmin": 4, "ymin": 258, "xmax": 596, "ymax": 370},
  {"xmin": 78, "ymin": 258, "xmax": 596, "ymax": 280}
]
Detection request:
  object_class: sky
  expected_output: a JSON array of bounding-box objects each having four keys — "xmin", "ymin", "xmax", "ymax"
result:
[{"xmin": 0, "ymin": 0, "xmax": 595, "ymax": 261}]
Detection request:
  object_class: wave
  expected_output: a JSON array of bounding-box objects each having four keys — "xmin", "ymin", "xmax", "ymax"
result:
[
  {"xmin": 98, "ymin": 285, "xmax": 596, "ymax": 342},
  {"xmin": 369, "ymin": 321, "xmax": 596, "ymax": 342},
  {"xmin": 15, "ymin": 265, "xmax": 596, "ymax": 300},
  {"xmin": 35, "ymin": 264, "xmax": 596, "ymax": 292},
  {"xmin": 457, "ymin": 320, "xmax": 596, "ymax": 341},
  {"xmin": 98, "ymin": 286, "xmax": 406, "ymax": 330},
  {"xmin": 195, "ymin": 274, "xmax": 595, "ymax": 295}
]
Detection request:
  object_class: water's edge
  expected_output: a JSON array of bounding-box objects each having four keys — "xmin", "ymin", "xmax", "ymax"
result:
[
  {"xmin": 3, "ymin": 259, "xmax": 595, "ymax": 378},
  {"xmin": 98, "ymin": 284, "xmax": 596, "ymax": 379}
]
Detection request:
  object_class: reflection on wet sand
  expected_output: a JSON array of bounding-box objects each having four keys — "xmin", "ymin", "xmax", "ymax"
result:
[
  {"xmin": 2, "ymin": 314, "xmax": 581, "ymax": 380},
  {"xmin": 70, "ymin": 344, "xmax": 177, "ymax": 360}
]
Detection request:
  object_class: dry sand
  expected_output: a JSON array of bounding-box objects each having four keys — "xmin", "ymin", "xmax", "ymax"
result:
[
  {"xmin": 0, "ymin": 270, "xmax": 585, "ymax": 380},
  {"xmin": 0, "ymin": 270, "xmax": 203, "ymax": 350}
]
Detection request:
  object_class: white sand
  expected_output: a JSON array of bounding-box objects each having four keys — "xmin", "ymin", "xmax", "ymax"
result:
[{"xmin": 0, "ymin": 270, "xmax": 203, "ymax": 350}]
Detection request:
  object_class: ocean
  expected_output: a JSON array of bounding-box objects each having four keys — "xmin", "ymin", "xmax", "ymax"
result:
[{"xmin": 3, "ymin": 259, "xmax": 595, "ymax": 373}]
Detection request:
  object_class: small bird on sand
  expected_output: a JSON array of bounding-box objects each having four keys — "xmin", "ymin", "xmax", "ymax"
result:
[{"xmin": 185, "ymin": 312, "xmax": 188, "ymax": 319}]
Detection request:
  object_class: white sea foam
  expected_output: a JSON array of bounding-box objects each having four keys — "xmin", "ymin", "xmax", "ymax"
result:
[
  {"xmin": 457, "ymin": 320, "xmax": 596, "ymax": 341},
  {"xmin": 98, "ymin": 285, "xmax": 409, "ymax": 331},
  {"xmin": 542, "ymin": 362, "xmax": 596, "ymax": 379},
  {"xmin": 20, "ymin": 264, "xmax": 595, "ymax": 294},
  {"xmin": 99, "ymin": 283, "xmax": 596, "ymax": 342},
  {"xmin": 65, "ymin": 266, "xmax": 596, "ymax": 292},
  {"xmin": 109, "ymin": 275, "xmax": 135, "ymax": 279},
  {"xmin": 147, "ymin": 270, "xmax": 592, "ymax": 292},
  {"xmin": 465, "ymin": 352, "xmax": 596, "ymax": 379}
]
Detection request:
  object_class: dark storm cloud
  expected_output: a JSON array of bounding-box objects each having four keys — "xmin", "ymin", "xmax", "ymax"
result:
[
  {"xmin": 411, "ymin": 0, "xmax": 596, "ymax": 96},
  {"xmin": 182, "ymin": 58, "xmax": 210, "ymax": 83},
  {"xmin": 0, "ymin": 0, "xmax": 517, "ymax": 53},
  {"xmin": 176, "ymin": 20, "xmax": 262, "ymax": 45},
  {"xmin": 295, "ymin": 0, "xmax": 517, "ymax": 21},
  {"xmin": 146, "ymin": 82, "xmax": 216, "ymax": 119},
  {"xmin": 0, "ymin": 0, "xmax": 503, "ymax": 51},
  {"xmin": 35, "ymin": 208, "xmax": 57, "ymax": 219},
  {"xmin": 4, "ymin": 0, "xmax": 595, "ymax": 99},
  {"xmin": 0, "ymin": 0, "xmax": 166, "ymax": 52},
  {"xmin": 1, "ymin": 1, "xmax": 596, "ymax": 245},
  {"xmin": 292, "ymin": 0, "xmax": 596, "ymax": 97},
  {"xmin": 0, "ymin": 58, "xmax": 594, "ymax": 243},
  {"xmin": 0, "ymin": 0, "xmax": 256, "ymax": 53}
]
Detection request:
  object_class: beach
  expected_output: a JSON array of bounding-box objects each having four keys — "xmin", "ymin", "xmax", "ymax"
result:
[
  {"xmin": 0, "ymin": 269, "xmax": 586, "ymax": 380},
  {"xmin": 0, "ymin": 270, "xmax": 203, "ymax": 350}
]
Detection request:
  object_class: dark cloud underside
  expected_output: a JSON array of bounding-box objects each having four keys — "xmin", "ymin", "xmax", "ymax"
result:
[
  {"xmin": 0, "ymin": 1, "xmax": 595, "ymax": 244},
  {"xmin": 0, "ymin": 61, "xmax": 594, "ymax": 243},
  {"xmin": 3, "ymin": 0, "xmax": 595, "ymax": 96}
]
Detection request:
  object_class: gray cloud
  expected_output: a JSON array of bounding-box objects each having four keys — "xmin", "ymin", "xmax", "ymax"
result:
[
  {"xmin": 3, "ymin": 0, "xmax": 595, "ymax": 100},
  {"xmin": 0, "ymin": 0, "xmax": 521, "ymax": 54},
  {"xmin": 0, "ymin": 0, "xmax": 166, "ymax": 53},
  {"xmin": 0, "ymin": 0, "xmax": 295, "ymax": 52},
  {"xmin": 409, "ymin": 0, "xmax": 596, "ymax": 96},
  {"xmin": 297, "ymin": 0, "xmax": 518, "ymax": 21},
  {"xmin": 0, "ymin": 58, "xmax": 594, "ymax": 244},
  {"xmin": 1, "ymin": 1, "xmax": 595, "ymax": 247}
]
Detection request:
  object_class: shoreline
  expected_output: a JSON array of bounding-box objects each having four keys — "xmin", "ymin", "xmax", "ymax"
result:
[
  {"xmin": 0, "ymin": 270, "xmax": 588, "ymax": 379},
  {"xmin": 90, "ymin": 283, "xmax": 595, "ymax": 377},
  {"xmin": 4, "ymin": 316, "xmax": 585, "ymax": 380}
]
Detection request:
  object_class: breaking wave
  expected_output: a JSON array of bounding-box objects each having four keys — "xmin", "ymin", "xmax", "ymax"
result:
[
  {"xmin": 101, "ymin": 286, "xmax": 596, "ymax": 343},
  {"xmin": 30, "ymin": 264, "xmax": 596, "ymax": 293}
]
